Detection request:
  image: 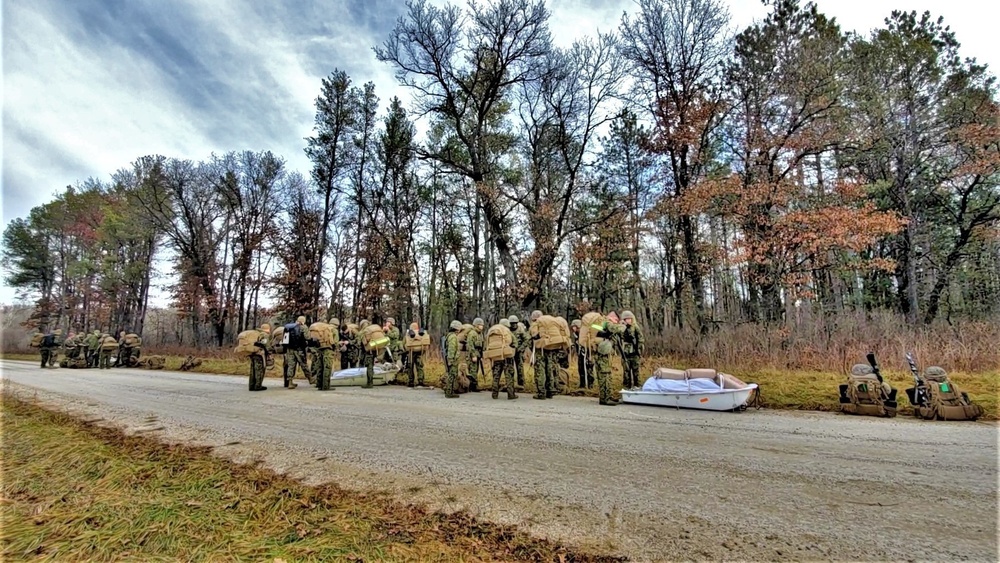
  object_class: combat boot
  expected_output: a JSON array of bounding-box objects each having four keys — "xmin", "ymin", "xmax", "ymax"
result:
[
  {"xmin": 491, "ymin": 389, "xmax": 499, "ymax": 399},
  {"xmin": 599, "ymin": 398, "xmax": 618, "ymax": 406}
]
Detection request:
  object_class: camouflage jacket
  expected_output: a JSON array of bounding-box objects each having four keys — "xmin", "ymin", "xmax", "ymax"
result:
[
  {"xmin": 467, "ymin": 328, "xmax": 484, "ymax": 359},
  {"xmin": 386, "ymin": 325, "xmax": 402, "ymax": 352},
  {"xmin": 512, "ymin": 325, "xmax": 529, "ymax": 355},
  {"xmin": 621, "ymin": 324, "xmax": 645, "ymax": 356},
  {"xmin": 85, "ymin": 333, "xmax": 101, "ymax": 350},
  {"xmin": 445, "ymin": 331, "xmax": 459, "ymax": 364}
]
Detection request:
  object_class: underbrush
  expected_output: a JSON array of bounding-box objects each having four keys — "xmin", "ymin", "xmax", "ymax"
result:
[{"xmin": 0, "ymin": 395, "xmax": 622, "ymax": 562}]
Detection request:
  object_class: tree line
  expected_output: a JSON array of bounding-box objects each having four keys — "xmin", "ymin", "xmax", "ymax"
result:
[{"xmin": 4, "ymin": 0, "xmax": 998, "ymax": 354}]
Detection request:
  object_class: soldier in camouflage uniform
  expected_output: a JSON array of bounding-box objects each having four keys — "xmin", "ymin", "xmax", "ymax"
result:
[
  {"xmin": 355, "ymin": 320, "xmax": 376, "ymax": 388},
  {"xmin": 467, "ymin": 318, "xmax": 485, "ymax": 392},
  {"xmin": 404, "ymin": 322, "xmax": 428, "ymax": 387},
  {"xmin": 571, "ymin": 320, "xmax": 594, "ymax": 389},
  {"xmin": 527, "ymin": 310, "xmax": 554, "ymax": 400},
  {"xmin": 310, "ymin": 319, "xmax": 335, "ymax": 391},
  {"xmin": 63, "ymin": 332, "xmax": 81, "ymax": 360},
  {"xmin": 444, "ymin": 320, "xmax": 461, "ymax": 398},
  {"xmin": 594, "ymin": 312, "xmax": 625, "ymax": 405},
  {"xmin": 383, "ymin": 317, "xmax": 401, "ymax": 366},
  {"xmin": 249, "ymin": 323, "xmax": 272, "ymax": 391},
  {"xmin": 509, "ymin": 315, "xmax": 528, "ymax": 389},
  {"xmin": 286, "ymin": 316, "xmax": 313, "ymax": 389},
  {"xmin": 491, "ymin": 318, "xmax": 518, "ymax": 400},
  {"xmin": 620, "ymin": 310, "xmax": 645, "ymax": 389},
  {"xmin": 39, "ymin": 329, "xmax": 61, "ymax": 368},
  {"xmin": 338, "ymin": 322, "xmax": 355, "ymax": 370},
  {"xmin": 85, "ymin": 329, "xmax": 101, "ymax": 368}
]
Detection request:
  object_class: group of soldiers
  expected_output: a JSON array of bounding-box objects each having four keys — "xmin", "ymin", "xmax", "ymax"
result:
[
  {"xmin": 439, "ymin": 310, "xmax": 644, "ymax": 405},
  {"xmin": 31, "ymin": 329, "xmax": 143, "ymax": 370}
]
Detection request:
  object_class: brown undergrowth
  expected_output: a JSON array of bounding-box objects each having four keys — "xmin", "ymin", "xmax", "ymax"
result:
[{"xmin": 0, "ymin": 395, "xmax": 624, "ymax": 562}]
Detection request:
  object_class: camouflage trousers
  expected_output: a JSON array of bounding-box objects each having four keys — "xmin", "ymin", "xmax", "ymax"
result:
[
  {"xmin": 444, "ymin": 359, "xmax": 459, "ymax": 397},
  {"xmin": 99, "ymin": 349, "xmax": 116, "ymax": 369},
  {"xmin": 594, "ymin": 352, "xmax": 613, "ymax": 402},
  {"xmin": 491, "ymin": 358, "xmax": 516, "ymax": 399},
  {"xmin": 512, "ymin": 351, "xmax": 525, "ymax": 386},
  {"xmin": 469, "ymin": 357, "xmax": 482, "ymax": 391},
  {"xmin": 361, "ymin": 351, "xmax": 375, "ymax": 387},
  {"xmin": 40, "ymin": 349, "xmax": 54, "ymax": 368},
  {"xmin": 249, "ymin": 354, "xmax": 265, "ymax": 390},
  {"xmin": 533, "ymin": 350, "xmax": 554, "ymax": 398},
  {"xmin": 285, "ymin": 349, "xmax": 312, "ymax": 386},
  {"xmin": 407, "ymin": 351, "xmax": 425, "ymax": 387},
  {"xmin": 622, "ymin": 354, "xmax": 641, "ymax": 389},
  {"xmin": 314, "ymin": 348, "xmax": 333, "ymax": 390}
]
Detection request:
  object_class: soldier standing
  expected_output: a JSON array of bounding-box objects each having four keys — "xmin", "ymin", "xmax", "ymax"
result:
[
  {"xmin": 309, "ymin": 319, "xmax": 335, "ymax": 391},
  {"xmin": 509, "ymin": 315, "xmax": 528, "ymax": 390},
  {"xmin": 39, "ymin": 329, "xmax": 60, "ymax": 368},
  {"xmin": 620, "ymin": 310, "xmax": 645, "ymax": 389},
  {"xmin": 285, "ymin": 316, "xmax": 312, "ymax": 389},
  {"xmin": 85, "ymin": 329, "xmax": 101, "ymax": 368},
  {"xmin": 117, "ymin": 331, "xmax": 128, "ymax": 367},
  {"xmin": 98, "ymin": 333, "xmax": 119, "ymax": 369},
  {"xmin": 249, "ymin": 323, "xmax": 272, "ymax": 391},
  {"xmin": 444, "ymin": 320, "xmax": 461, "ymax": 398},
  {"xmin": 571, "ymin": 320, "xmax": 594, "ymax": 389},
  {"xmin": 594, "ymin": 312, "xmax": 625, "ymax": 406},
  {"xmin": 527, "ymin": 310, "xmax": 553, "ymax": 400},
  {"xmin": 489, "ymin": 318, "xmax": 518, "ymax": 400},
  {"xmin": 383, "ymin": 317, "xmax": 401, "ymax": 365},
  {"xmin": 355, "ymin": 320, "xmax": 376, "ymax": 388},
  {"xmin": 467, "ymin": 318, "xmax": 485, "ymax": 392},
  {"xmin": 403, "ymin": 322, "xmax": 428, "ymax": 387}
]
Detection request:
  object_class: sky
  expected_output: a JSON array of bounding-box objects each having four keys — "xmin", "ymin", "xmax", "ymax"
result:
[{"xmin": 1, "ymin": 0, "xmax": 996, "ymax": 305}]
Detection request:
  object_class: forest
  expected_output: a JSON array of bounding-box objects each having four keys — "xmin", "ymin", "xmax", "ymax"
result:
[{"xmin": 4, "ymin": 0, "xmax": 998, "ymax": 370}]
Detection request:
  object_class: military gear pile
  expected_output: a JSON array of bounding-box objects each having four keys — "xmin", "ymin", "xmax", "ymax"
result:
[
  {"xmin": 839, "ymin": 364, "xmax": 897, "ymax": 418},
  {"xmin": 907, "ymin": 367, "xmax": 983, "ymax": 421},
  {"xmin": 530, "ymin": 315, "xmax": 570, "ymax": 350},
  {"xmin": 483, "ymin": 324, "xmax": 515, "ymax": 360}
]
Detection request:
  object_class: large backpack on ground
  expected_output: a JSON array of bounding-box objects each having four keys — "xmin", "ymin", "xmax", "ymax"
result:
[
  {"xmin": 483, "ymin": 325, "xmax": 515, "ymax": 361},
  {"xmin": 142, "ymin": 355, "xmax": 166, "ymax": 370},
  {"xmin": 309, "ymin": 322, "xmax": 336, "ymax": 349},
  {"xmin": 29, "ymin": 333, "xmax": 44, "ymax": 348},
  {"xmin": 404, "ymin": 328, "xmax": 431, "ymax": 352},
  {"xmin": 456, "ymin": 324, "xmax": 474, "ymax": 352},
  {"xmin": 100, "ymin": 335, "xmax": 120, "ymax": 352},
  {"xmin": 360, "ymin": 323, "xmax": 390, "ymax": 352},
  {"xmin": 908, "ymin": 367, "xmax": 983, "ymax": 421},
  {"xmin": 60, "ymin": 357, "xmax": 89, "ymax": 369},
  {"xmin": 530, "ymin": 315, "xmax": 570, "ymax": 351},
  {"xmin": 270, "ymin": 326, "xmax": 286, "ymax": 354},
  {"xmin": 124, "ymin": 333, "xmax": 141, "ymax": 347},
  {"xmin": 234, "ymin": 329, "xmax": 264, "ymax": 357},
  {"xmin": 839, "ymin": 364, "xmax": 897, "ymax": 418},
  {"xmin": 284, "ymin": 322, "xmax": 308, "ymax": 350}
]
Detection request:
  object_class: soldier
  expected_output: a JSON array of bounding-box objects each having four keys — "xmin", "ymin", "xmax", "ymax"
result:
[
  {"xmin": 117, "ymin": 331, "xmax": 128, "ymax": 367},
  {"xmin": 338, "ymin": 322, "xmax": 355, "ymax": 370},
  {"xmin": 98, "ymin": 333, "xmax": 119, "ymax": 369},
  {"xmin": 509, "ymin": 315, "xmax": 528, "ymax": 390},
  {"xmin": 85, "ymin": 329, "xmax": 101, "ymax": 368},
  {"xmin": 490, "ymin": 318, "xmax": 518, "ymax": 400},
  {"xmin": 444, "ymin": 320, "xmax": 461, "ymax": 398},
  {"xmin": 571, "ymin": 320, "xmax": 594, "ymax": 389},
  {"xmin": 309, "ymin": 319, "xmax": 335, "ymax": 391},
  {"xmin": 594, "ymin": 312, "xmax": 625, "ymax": 406},
  {"xmin": 63, "ymin": 331, "xmax": 80, "ymax": 360},
  {"xmin": 620, "ymin": 310, "xmax": 645, "ymax": 389},
  {"xmin": 39, "ymin": 328, "xmax": 60, "ymax": 368},
  {"xmin": 403, "ymin": 321, "xmax": 428, "ymax": 387},
  {"xmin": 355, "ymin": 319, "xmax": 376, "ymax": 388},
  {"xmin": 467, "ymin": 318, "xmax": 485, "ymax": 392},
  {"xmin": 285, "ymin": 316, "xmax": 312, "ymax": 389},
  {"xmin": 527, "ymin": 310, "xmax": 552, "ymax": 400},
  {"xmin": 248, "ymin": 323, "xmax": 272, "ymax": 391},
  {"xmin": 382, "ymin": 317, "xmax": 403, "ymax": 362}
]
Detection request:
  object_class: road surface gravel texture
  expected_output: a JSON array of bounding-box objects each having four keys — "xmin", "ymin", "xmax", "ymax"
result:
[{"xmin": 2, "ymin": 359, "xmax": 996, "ymax": 562}]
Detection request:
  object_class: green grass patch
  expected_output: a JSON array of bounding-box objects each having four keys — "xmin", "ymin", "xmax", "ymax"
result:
[{"xmin": 0, "ymin": 395, "xmax": 622, "ymax": 562}]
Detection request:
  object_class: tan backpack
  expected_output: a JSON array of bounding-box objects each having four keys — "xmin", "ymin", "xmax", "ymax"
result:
[
  {"xmin": 308, "ymin": 322, "xmax": 336, "ymax": 349},
  {"xmin": 100, "ymin": 335, "xmax": 120, "ymax": 352},
  {"xmin": 530, "ymin": 315, "xmax": 570, "ymax": 351},
  {"xmin": 556, "ymin": 317, "xmax": 572, "ymax": 349},
  {"xmin": 124, "ymin": 333, "xmax": 141, "ymax": 347},
  {"xmin": 912, "ymin": 367, "xmax": 983, "ymax": 421},
  {"xmin": 483, "ymin": 325, "xmax": 515, "ymax": 361},
  {"xmin": 579, "ymin": 312, "xmax": 607, "ymax": 351},
  {"xmin": 360, "ymin": 323, "xmax": 390, "ymax": 351},
  {"xmin": 456, "ymin": 324, "xmax": 474, "ymax": 351},
  {"xmin": 840, "ymin": 364, "xmax": 896, "ymax": 418},
  {"xmin": 29, "ymin": 333, "xmax": 44, "ymax": 348},
  {"xmin": 404, "ymin": 328, "xmax": 431, "ymax": 352},
  {"xmin": 270, "ymin": 326, "xmax": 286, "ymax": 354},
  {"xmin": 234, "ymin": 329, "xmax": 264, "ymax": 357}
]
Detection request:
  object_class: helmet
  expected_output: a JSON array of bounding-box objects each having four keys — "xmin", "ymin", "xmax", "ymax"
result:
[
  {"xmin": 925, "ymin": 366, "xmax": 947, "ymax": 377},
  {"xmin": 500, "ymin": 318, "xmax": 510, "ymax": 328},
  {"xmin": 508, "ymin": 315, "xmax": 519, "ymax": 324},
  {"xmin": 473, "ymin": 317, "xmax": 484, "ymax": 327},
  {"xmin": 409, "ymin": 322, "xmax": 419, "ymax": 331},
  {"xmin": 622, "ymin": 310, "xmax": 635, "ymax": 321},
  {"xmin": 530, "ymin": 310, "xmax": 542, "ymax": 321},
  {"xmin": 571, "ymin": 319, "xmax": 582, "ymax": 328},
  {"xmin": 261, "ymin": 323, "xmax": 271, "ymax": 332},
  {"xmin": 296, "ymin": 316, "xmax": 307, "ymax": 324},
  {"xmin": 359, "ymin": 319, "xmax": 370, "ymax": 329},
  {"xmin": 386, "ymin": 317, "xmax": 395, "ymax": 325},
  {"xmin": 850, "ymin": 364, "xmax": 873, "ymax": 376},
  {"xmin": 329, "ymin": 317, "xmax": 340, "ymax": 326},
  {"xmin": 450, "ymin": 320, "xmax": 462, "ymax": 330}
]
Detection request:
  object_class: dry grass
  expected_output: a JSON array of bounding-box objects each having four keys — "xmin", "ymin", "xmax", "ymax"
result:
[
  {"xmin": 4, "ymin": 344, "xmax": 995, "ymax": 420},
  {"xmin": 0, "ymin": 395, "xmax": 623, "ymax": 562}
]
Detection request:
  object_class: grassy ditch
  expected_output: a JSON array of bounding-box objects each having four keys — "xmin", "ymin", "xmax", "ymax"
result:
[
  {"xmin": 0, "ymin": 396, "xmax": 623, "ymax": 562},
  {"xmin": 3, "ymin": 351, "xmax": 996, "ymax": 420}
]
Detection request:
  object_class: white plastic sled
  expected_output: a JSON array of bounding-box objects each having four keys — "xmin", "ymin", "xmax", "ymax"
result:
[
  {"xmin": 620, "ymin": 368, "xmax": 758, "ymax": 412},
  {"xmin": 329, "ymin": 363, "xmax": 400, "ymax": 387}
]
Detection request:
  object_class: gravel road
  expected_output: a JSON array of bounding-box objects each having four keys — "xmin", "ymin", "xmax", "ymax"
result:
[{"xmin": 2, "ymin": 359, "xmax": 996, "ymax": 562}]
